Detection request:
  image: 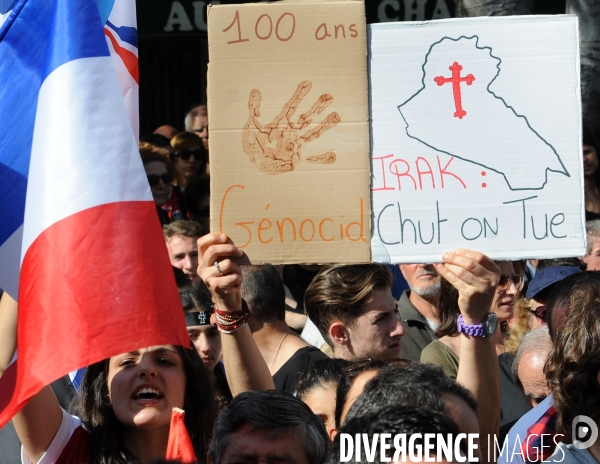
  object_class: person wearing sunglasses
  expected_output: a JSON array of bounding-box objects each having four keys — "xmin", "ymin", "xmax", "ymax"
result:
[
  {"xmin": 422, "ymin": 261, "xmax": 523, "ymax": 372},
  {"xmin": 422, "ymin": 261, "xmax": 547, "ymax": 441},
  {"xmin": 494, "ymin": 267, "xmax": 524, "ymax": 330},
  {"xmin": 526, "ymin": 266, "xmax": 582, "ymax": 326},
  {"xmin": 141, "ymin": 148, "xmax": 174, "ymax": 208},
  {"xmin": 505, "ymin": 262, "xmax": 583, "ymax": 358},
  {"xmin": 170, "ymin": 132, "xmax": 207, "ymax": 188},
  {"xmin": 141, "ymin": 145, "xmax": 192, "ymax": 223},
  {"xmin": 140, "ymin": 147, "xmax": 180, "ymax": 225}
]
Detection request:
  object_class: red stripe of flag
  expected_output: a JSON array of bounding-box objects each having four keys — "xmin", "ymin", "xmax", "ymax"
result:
[
  {"xmin": 0, "ymin": 201, "xmax": 189, "ymax": 427},
  {"xmin": 104, "ymin": 27, "xmax": 139, "ymax": 84}
]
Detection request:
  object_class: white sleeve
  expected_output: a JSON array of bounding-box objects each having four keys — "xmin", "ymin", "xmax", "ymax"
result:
[
  {"xmin": 21, "ymin": 408, "xmax": 82, "ymax": 464},
  {"xmin": 301, "ymin": 317, "xmax": 326, "ymax": 348}
]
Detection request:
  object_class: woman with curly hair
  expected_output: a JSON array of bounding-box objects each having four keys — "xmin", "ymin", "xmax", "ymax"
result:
[
  {"xmin": 504, "ymin": 298, "xmax": 539, "ymax": 355},
  {"xmin": 546, "ymin": 272, "xmax": 600, "ymax": 463}
]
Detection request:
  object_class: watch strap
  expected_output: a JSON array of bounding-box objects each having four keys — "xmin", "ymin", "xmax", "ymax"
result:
[{"xmin": 457, "ymin": 314, "xmax": 486, "ymax": 337}]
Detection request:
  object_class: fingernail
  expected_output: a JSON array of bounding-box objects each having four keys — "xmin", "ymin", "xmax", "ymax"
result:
[
  {"xmin": 442, "ymin": 253, "xmax": 449, "ymax": 260},
  {"xmin": 219, "ymin": 234, "xmax": 226, "ymax": 242}
]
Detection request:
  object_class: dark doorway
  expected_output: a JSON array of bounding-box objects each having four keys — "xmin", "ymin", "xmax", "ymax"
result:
[{"xmin": 138, "ymin": 36, "xmax": 208, "ymax": 137}]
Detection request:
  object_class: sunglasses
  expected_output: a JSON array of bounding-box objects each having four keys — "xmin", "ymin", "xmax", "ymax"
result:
[
  {"xmin": 498, "ymin": 273, "xmax": 524, "ymax": 291},
  {"xmin": 170, "ymin": 148, "xmax": 203, "ymax": 163},
  {"xmin": 146, "ymin": 172, "xmax": 173, "ymax": 187},
  {"xmin": 528, "ymin": 305, "xmax": 547, "ymax": 322}
]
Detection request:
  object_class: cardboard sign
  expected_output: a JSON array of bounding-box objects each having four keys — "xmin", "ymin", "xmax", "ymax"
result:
[
  {"xmin": 208, "ymin": 1, "xmax": 371, "ymax": 264},
  {"xmin": 370, "ymin": 16, "xmax": 585, "ymax": 263}
]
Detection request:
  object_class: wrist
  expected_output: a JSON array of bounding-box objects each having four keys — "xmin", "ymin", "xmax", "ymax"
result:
[
  {"xmin": 457, "ymin": 313, "xmax": 497, "ymax": 338},
  {"xmin": 213, "ymin": 298, "xmax": 246, "ymax": 314},
  {"xmin": 213, "ymin": 296, "xmax": 243, "ymax": 313},
  {"xmin": 214, "ymin": 299, "xmax": 250, "ymax": 334},
  {"xmin": 461, "ymin": 315, "xmax": 484, "ymax": 325}
]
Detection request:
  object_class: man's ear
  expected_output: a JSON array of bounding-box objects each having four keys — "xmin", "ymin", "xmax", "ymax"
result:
[
  {"xmin": 329, "ymin": 426, "xmax": 338, "ymax": 442},
  {"xmin": 329, "ymin": 322, "xmax": 349, "ymax": 347}
]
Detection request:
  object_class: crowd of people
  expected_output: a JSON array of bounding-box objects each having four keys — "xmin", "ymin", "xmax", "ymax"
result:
[{"xmin": 1, "ymin": 105, "xmax": 600, "ymax": 464}]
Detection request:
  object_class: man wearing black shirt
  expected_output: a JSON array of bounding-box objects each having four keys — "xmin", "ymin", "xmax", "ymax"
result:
[{"xmin": 241, "ymin": 265, "xmax": 326, "ymax": 393}]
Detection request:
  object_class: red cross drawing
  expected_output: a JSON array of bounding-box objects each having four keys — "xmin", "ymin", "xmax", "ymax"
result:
[{"xmin": 434, "ymin": 62, "xmax": 475, "ymax": 119}]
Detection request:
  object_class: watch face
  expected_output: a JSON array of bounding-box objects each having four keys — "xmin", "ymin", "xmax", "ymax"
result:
[{"xmin": 484, "ymin": 313, "xmax": 498, "ymax": 336}]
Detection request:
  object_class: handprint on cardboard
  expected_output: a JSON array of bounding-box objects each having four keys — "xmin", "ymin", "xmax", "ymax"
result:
[{"xmin": 242, "ymin": 80, "xmax": 341, "ymax": 173}]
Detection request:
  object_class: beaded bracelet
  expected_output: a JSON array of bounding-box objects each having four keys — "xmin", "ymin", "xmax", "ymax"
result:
[
  {"xmin": 214, "ymin": 299, "xmax": 250, "ymax": 334},
  {"xmin": 215, "ymin": 314, "xmax": 248, "ymax": 333},
  {"xmin": 215, "ymin": 312, "xmax": 247, "ymax": 328}
]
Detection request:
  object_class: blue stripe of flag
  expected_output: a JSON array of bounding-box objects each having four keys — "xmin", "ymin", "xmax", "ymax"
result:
[
  {"xmin": 0, "ymin": 0, "xmax": 110, "ymax": 248},
  {"xmin": 0, "ymin": 0, "xmax": 16, "ymax": 14},
  {"xmin": 105, "ymin": 19, "xmax": 138, "ymax": 48}
]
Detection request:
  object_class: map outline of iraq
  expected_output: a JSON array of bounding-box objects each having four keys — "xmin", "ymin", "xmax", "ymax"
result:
[{"xmin": 398, "ymin": 35, "xmax": 569, "ymax": 191}]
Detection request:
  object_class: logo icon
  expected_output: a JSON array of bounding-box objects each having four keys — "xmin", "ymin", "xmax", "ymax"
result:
[{"xmin": 572, "ymin": 416, "xmax": 598, "ymax": 449}]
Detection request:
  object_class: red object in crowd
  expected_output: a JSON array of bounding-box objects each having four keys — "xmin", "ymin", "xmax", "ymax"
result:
[{"xmin": 166, "ymin": 407, "xmax": 197, "ymax": 463}]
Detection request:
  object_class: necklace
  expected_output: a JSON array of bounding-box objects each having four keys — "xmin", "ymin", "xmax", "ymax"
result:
[{"xmin": 271, "ymin": 329, "xmax": 291, "ymax": 371}]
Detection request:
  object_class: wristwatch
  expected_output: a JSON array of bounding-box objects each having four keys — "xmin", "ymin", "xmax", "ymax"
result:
[{"xmin": 457, "ymin": 313, "xmax": 497, "ymax": 337}]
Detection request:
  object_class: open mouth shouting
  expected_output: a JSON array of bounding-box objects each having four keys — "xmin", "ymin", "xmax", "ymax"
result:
[{"xmin": 132, "ymin": 385, "xmax": 164, "ymax": 404}]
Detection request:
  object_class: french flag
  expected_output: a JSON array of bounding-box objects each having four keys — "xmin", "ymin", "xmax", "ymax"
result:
[
  {"xmin": 100, "ymin": 0, "xmax": 139, "ymax": 140},
  {"xmin": 0, "ymin": 0, "xmax": 189, "ymax": 428}
]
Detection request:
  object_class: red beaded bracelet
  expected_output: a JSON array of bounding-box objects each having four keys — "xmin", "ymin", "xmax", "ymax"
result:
[{"xmin": 214, "ymin": 299, "xmax": 250, "ymax": 333}]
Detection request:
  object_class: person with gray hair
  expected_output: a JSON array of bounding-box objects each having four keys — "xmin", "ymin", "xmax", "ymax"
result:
[
  {"xmin": 184, "ymin": 104, "xmax": 209, "ymax": 152},
  {"xmin": 207, "ymin": 390, "xmax": 329, "ymax": 464},
  {"xmin": 512, "ymin": 328, "xmax": 552, "ymax": 407},
  {"xmin": 397, "ymin": 263, "xmax": 443, "ymax": 361},
  {"xmin": 583, "ymin": 219, "xmax": 600, "ymax": 270}
]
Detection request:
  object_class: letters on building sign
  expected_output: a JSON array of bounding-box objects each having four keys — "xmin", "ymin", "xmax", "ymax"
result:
[{"xmin": 160, "ymin": 0, "xmax": 454, "ymax": 34}]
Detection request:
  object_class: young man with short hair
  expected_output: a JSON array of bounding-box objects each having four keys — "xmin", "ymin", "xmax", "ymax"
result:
[
  {"xmin": 163, "ymin": 220, "xmax": 203, "ymax": 283},
  {"xmin": 304, "ymin": 264, "xmax": 405, "ymax": 360}
]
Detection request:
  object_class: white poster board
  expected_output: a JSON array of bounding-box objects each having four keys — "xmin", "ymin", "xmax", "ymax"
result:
[{"xmin": 369, "ymin": 15, "xmax": 586, "ymax": 263}]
